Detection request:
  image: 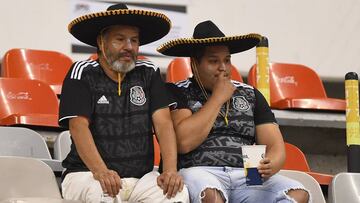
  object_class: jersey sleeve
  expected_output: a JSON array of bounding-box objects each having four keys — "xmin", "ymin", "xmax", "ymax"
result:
[
  {"xmin": 165, "ymin": 83, "xmax": 188, "ymax": 111},
  {"xmin": 58, "ymin": 66, "xmax": 93, "ymax": 128},
  {"xmin": 253, "ymin": 88, "xmax": 277, "ymax": 125},
  {"xmin": 149, "ymin": 68, "xmax": 174, "ymax": 113}
]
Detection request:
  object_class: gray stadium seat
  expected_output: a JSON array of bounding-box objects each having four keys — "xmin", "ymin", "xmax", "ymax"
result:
[
  {"xmin": 0, "ymin": 156, "xmax": 83, "ymax": 202},
  {"xmin": 279, "ymin": 169, "xmax": 326, "ymax": 203},
  {"xmin": 328, "ymin": 172, "xmax": 360, "ymax": 203},
  {"xmin": 0, "ymin": 126, "xmax": 52, "ymax": 159},
  {"xmin": 0, "ymin": 197, "xmax": 83, "ymax": 203},
  {"xmin": 54, "ymin": 130, "xmax": 72, "ymax": 161},
  {"xmin": 0, "ymin": 156, "xmax": 61, "ymax": 200},
  {"xmin": 0, "ymin": 126, "xmax": 63, "ymax": 172}
]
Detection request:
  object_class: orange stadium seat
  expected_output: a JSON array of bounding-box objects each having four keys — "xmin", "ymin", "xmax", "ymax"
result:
[
  {"xmin": 0, "ymin": 78, "xmax": 59, "ymax": 127},
  {"xmin": 1, "ymin": 48, "xmax": 73, "ymax": 96},
  {"xmin": 89, "ymin": 53, "xmax": 98, "ymax": 60},
  {"xmin": 283, "ymin": 142, "xmax": 333, "ymax": 185},
  {"xmin": 166, "ymin": 58, "xmax": 192, "ymax": 83},
  {"xmin": 166, "ymin": 57, "xmax": 243, "ymax": 83},
  {"xmin": 248, "ymin": 62, "xmax": 346, "ymax": 111}
]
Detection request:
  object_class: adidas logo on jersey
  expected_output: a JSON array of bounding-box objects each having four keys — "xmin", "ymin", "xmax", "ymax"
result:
[{"xmin": 97, "ymin": 95, "xmax": 109, "ymax": 104}]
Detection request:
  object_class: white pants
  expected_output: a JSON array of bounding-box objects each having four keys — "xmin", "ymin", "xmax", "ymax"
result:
[{"xmin": 62, "ymin": 171, "xmax": 189, "ymax": 203}]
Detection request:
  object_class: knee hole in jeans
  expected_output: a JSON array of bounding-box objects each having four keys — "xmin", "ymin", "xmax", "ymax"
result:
[
  {"xmin": 286, "ymin": 189, "xmax": 310, "ymax": 203},
  {"xmin": 200, "ymin": 188, "xmax": 224, "ymax": 203}
]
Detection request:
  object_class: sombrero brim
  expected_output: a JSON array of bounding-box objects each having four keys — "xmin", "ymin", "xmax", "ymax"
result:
[
  {"xmin": 69, "ymin": 9, "xmax": 171, "ymax": 47},
  {"xmin": 157, "ymin": 34, "xmax": 262, "ymax": 57}
]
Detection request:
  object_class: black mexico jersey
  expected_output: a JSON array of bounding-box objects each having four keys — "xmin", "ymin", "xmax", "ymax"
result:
[
  {"xmin": 59, "ymin": 59, "xmax": 171, "ymax": 178},
  {"xmin": 167, "ymin": 78, "xmax": 276, "ymax": 168}
]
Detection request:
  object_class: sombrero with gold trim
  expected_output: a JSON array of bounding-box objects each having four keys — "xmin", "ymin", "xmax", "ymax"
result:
[
  {"xmin": 157, "ymin": 20, "xmax": 261, "ymax": 56},
  {"xmin": 68, "ymin": 3, "xmax": 171, "ymax": 47}
]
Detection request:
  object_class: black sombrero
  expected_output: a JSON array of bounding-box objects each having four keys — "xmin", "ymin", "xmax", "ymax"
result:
[
  {"xmin": 157, "ymin": 20, "xmax": 261, "ymax": 56},
  {"xmin": 68, "ymin": 3, "xmax": 171, "ymax": 47}
]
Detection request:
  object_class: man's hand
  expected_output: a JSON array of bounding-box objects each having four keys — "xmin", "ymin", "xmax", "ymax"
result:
[
  {"xmin": 157, "ymin": 170, "xmax": 184, "ymax": 199},
  {"xmin": 93, "ymin": 169, "xmax": 122, "ymax": 197},
  {"xmin": 257, "ymin": 158, "xmax": 274, "ymax": 179},
  {"xmin": 212, "ymin": 71, "xmax": 236, "ymax": 104}
]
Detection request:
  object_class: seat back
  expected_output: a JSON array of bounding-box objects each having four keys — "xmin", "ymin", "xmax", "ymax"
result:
[
  {"xmin": 248, "ymin": 62, "xmax": 327, "ymax": 99},
  {"xmin": 0, "ymin": 127, "xmax": 52, "ymax": 159},
  {"xmin": 284, "ymin": 142, "xmax": 333, "ymax": 185},
  {"xmin": 248, "ymin": 62, "xmax": 345, "ymax": 110},
  {"xmin": 0, "ymin": 78, "xmax": 59, "ymax": 127},
  {"xmin": 283, "ymin": 142, "xmax": 311, "ymax": 172},
  {"xmin": 278, "ymin": 170, "xmax": 326, "ymax": 203},
  {"xmin": 1, "ymin": 48, "xmax": 73, "ymax": 95},
  {"xmin": 54, "ymin": 131, "xmax": 72, "ymax": 161},
  {"xmin": 328, "ymin": 172, "xmax": 360, "ymax": 203},
  {"xmin": 0, "ymin": 156, "xmax": 61, "ymax": 200},
  {"xmin": 89, "ymin": 53, "xmax": 98, "ymax": 60},
  {"xmin": 166, "ymin": 58, "xmax": 192, "ymax": 83},
  {"xmin": 166, "ymin": 57, "xmax": 243, "ymax": 83}
]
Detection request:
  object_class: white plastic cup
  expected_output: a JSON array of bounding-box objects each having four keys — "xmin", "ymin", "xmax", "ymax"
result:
[{"xmin": 241, "ymin": 145, "xmax": 266, "ymax": 186}]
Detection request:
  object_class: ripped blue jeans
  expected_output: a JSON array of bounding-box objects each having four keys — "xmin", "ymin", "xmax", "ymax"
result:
[{"xmin": 180, "ymin": 166, "xmax": 309, "ymax": 203}]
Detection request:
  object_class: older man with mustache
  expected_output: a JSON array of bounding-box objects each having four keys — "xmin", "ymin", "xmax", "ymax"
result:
[{"xmin": 58, "ymin": 3, "xmax": 189, "ymax": 203}]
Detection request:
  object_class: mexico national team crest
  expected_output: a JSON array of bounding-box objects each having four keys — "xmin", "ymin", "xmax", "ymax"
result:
[
  {"xmin": 233, "ymin": 96, "xmax": 250, "ymax": 111},
  {"xmin": 130, "ymin": 86, "xmax": 146, "ymax": 106}
]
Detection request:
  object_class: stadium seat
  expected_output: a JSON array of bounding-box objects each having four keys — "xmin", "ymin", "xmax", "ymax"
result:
[
  {"xmin": 283, "ymin": 142, "xmax": 333, "ymax": 186},
  {"xmin": 248, "ymin": 63, "xmax": 346, "ymax": 111},
  {"xmin": 328, "ymin": 172, "xmax": 360, "ymax": 203},
  {"xmin": 0, "ymin": 78, "xmax": 59, "ymax": 127},
  {"xmin": 0, "ymin": 126, "xmax": 63, "ymax": 173},
  {"xmin": 54, "ymin": 131, "xmax": 72, "ymax": 161},
  {"xmin": 166, "ymin": 58, "xmax": 192, "ymax": 83},
  {"xmin": 1, "ymin": 48, "xmax": 73, "ymax": 96},
  {"xmin": 89, "ymin": 53, "xmax": 98, "ymax": 60},
  {"xmin": 0, "ymin": 156, "xmax": 83, "ymax": 202},
  {"xmin": 278, "ymin": 170, "xmax": 326, "ymax": 203},
  {"xmin": 0, "ymin": 126, "xmax": 51, "ymax": 159},
  {"xmin": 166, "ymin": 57, "xmax": 243, "ymax": 83}
]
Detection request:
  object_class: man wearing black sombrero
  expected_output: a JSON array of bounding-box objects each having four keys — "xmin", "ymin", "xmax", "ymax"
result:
[
  {"xmin": 158, "ymin": 20, "xmax": 310, "ymax": 203},
  {"xmin": 58, "ymin": 3, "xmax": 189, "ymax": 203}
]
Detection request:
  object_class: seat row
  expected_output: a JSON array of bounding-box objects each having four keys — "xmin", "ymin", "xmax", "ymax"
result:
[
  {"xmin": 0, "ymin": 49, "xmax": 346, "ymax": 127},
  {"xmin": 3, "ymin": 154, "xmax": 358, "ymax": 203},
  {"xmin": 7, "ymin": 155, "xmax": 349, "ymax": 203},
  {"xmin": 2, "ymin": 126, "xmax": 359, "ymax": 202},
  {"xmin": 1, "ymin": 48, "xmax": 347, "ymax": 113},
  {"xmin": 0, "ymin": 126, "xmax": 330, "ymax": 185}
]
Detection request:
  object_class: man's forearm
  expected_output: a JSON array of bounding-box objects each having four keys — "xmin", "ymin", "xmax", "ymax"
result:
[
  {"xmin": 175, "ymin": 96, "xmax": 224, "ymax": 153},
  {"xmin": 157, "ymin": 129, "xmax": 178, "ymax": 172},
  {"xmin": 152, "ymin": 108, "xmax": 178, "ymax": 171},
  {"xmin": 69, "ymin": 118, "xmax": 108, "ymax": 173}
]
